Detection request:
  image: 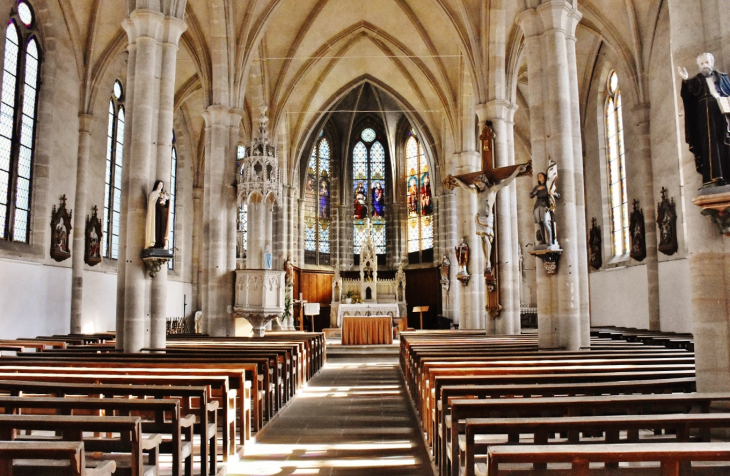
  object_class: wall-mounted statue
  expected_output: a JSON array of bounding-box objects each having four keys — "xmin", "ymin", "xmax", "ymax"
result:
[
  {"xmin": 656, "ymin": 187, "xmax": 679, "ymax": 256},
  {"xmin": 678, "ymin": 52, "xmax": 730, "ymax": 187},
  {"xmin": 85, "ymin": 206, "xmax": 103, "ymax": 266},
  {"xmin": 450, "ymin": 163, "xmax": 528, "ymax": 274},
  {"xmin": 284, "ymin": 257, "xmax": 294, "ymax": 286},
  {"xmin": 588, "ymin": 217, "xmax": 602, "ymax": 270},
  {"xmin": 145, "ymin": 180, "xmax": 172, "ymax": 250},
  {"xmin": 530, "ymin": 160, "xmax": 560, "ymax": 249},
  {"xmin": 440, "ymin": 254, "xmax": 451, "ymax": 291},
  {"xmin": 50, "ymin": 195, "xmax": 72, "ymax": 262},
  {"xmin": 454, "ymin": 237, "xmax": 470, "ymax": 286},
  {"xmin": 629, "ymin": 199, "xmax": 646, "ymax": 262}
]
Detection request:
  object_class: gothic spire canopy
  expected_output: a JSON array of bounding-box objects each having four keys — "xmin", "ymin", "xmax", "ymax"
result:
[{"xmin": 238, "ymin": 106, "xmax": 282, "ymax": 206}]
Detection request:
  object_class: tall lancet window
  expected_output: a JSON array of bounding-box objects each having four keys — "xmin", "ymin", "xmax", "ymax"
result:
[
  {"xmin": 103, "ymin": 80, "xmax": 125, "ymax": 259},
  {"xmin": 605, "ymin": 70, "xmax": 629, "ymax": 257},
  {"xmin": 406, "ymin": 132, "xmax": 433, "ymax": 261},
  {"xmin": 304, "ymin": 132, "xmax": 331, "ymax": 265},
  {"xmin": 0, "ymin": 0, "xmax": 41, "ymax": 242},
  {"xmin": 353, "ymin": 128, "xmax": 386, "ymax": 255},
  {"xmin": 167, "ymin": 131, "xmax": 177, "ymax": 270},
  {"xmin": 237, "ymin": 145, "xmax": 247, "ymax": 258}
]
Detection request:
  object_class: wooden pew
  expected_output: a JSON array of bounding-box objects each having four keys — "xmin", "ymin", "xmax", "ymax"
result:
[
  {"xmin": 0, "ymin": 414, "xmax": 160, "ymax": 476},
  {"xmin": 435, "ymin": 377, "xmax": 697, "ymax": 474},
  {"xmin": 0, "ymin": 379, "xmax": 221, "ymax": 476},
  {"xmin": 454, "ymin": 393, "xmax": 730, "ymax": 476},
  {"xmin": 0, "ymin": 396, "xmax": 194, "ymax": 476},
  {"xmin": 0, "ymin": 441, "xmax": 116, "ymax": 476}
]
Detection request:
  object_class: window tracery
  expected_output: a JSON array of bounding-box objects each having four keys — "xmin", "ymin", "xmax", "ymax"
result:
[
  {"xmin": 353, "ymin": 128, "xmax": 386, "ymax": 256},
  {"xmin": 305, "ymin": 134, "xmax": 330, "ymax": 265},
  {"xmin": 406, "ymin": 133, "xmax": 433, "ymax": 256},
  {"xmin": 103, "ymin": 80, "xmax": 124, "ymax": 259},
  {"xmin": 605, "ymin": 70, "xmax": 629, "ymax": 257}
]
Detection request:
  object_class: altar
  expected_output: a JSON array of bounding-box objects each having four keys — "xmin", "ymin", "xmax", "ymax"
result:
[{"xmin": 334, "ymin": 303, "xmax": 400, "ymax": 327}]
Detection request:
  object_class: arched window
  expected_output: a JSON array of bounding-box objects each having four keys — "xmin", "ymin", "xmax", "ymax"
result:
[
  {"xmin": 304, "ymin": 133, "xmax": 331, "ymax": 265},
  {"xmin": 406, "ymin": 132, "xmax": 433, "ymax": 261},
  {"xmin": 353, "ymin": 128, "xmax": 386, "ymax": 255},
  {"xmin": 102, "ymin": 80, "xmax": 125, "ymax": 259},
  {"xmin": 605, "ymin": 70, "xmax": 629, "ymax": 257},
  {"xmin": 0, "ymin": 0, "xmax": 41, "ymax": 242},
  {"xmin": 167, "ymin": 131, "xmax": 177, "ymax": 270},
  {"xmin": 237, "ymin": 145, "xmax": 247, "ymax": 259}
]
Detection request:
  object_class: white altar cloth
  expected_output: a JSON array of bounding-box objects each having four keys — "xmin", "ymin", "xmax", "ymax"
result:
[{"xmin": 335, "ymin": 303, "xmax": 400, "ymax": 327}]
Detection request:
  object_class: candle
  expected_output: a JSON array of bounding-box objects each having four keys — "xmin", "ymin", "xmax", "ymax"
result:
[{"xmin": 299, "ymin": 292, "xmax": 303, "ymax": 301}]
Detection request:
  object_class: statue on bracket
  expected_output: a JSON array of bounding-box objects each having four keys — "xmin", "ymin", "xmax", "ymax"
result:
[
  {"xmin": 530, "ymin": 160, "xmax": 560, "ymax": 249},
  {"xmin": 50, "ymin": 195, "xmax": 72, "ymax": 262},
  {"xmin": 439, "ymin": 254, "xmax": 451, "ymax": 291},
  {"xmin": 629, "ymin": 199, "xmax": 646, "ymax": 262},
  {"xmin": 84, "ymin": 206, "xmax": 103, "ymax": 266},
  {"xmin": 678, "ymin": 52, "xmax": 730, "ymax": 187},
  {"xmin": 588, "ymin": 217, "xmax": 602, "ymax": 270},
  {"xmin": 656, "ymin": 187, "xmax": 679, "ymax": 256},
  {"xmin": 145, "ymin": 180, "xmax": 172, "ymax": 250},
  {"xmin": 454, "ymin": 237, "xmax": 470, "ymax": 286}
]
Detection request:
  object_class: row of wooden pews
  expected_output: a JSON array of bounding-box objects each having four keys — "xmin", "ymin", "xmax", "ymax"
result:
[
  {"xmin": 400, "ymin": 329, "xmax": 730, "ymax": 476},
  {"xmin": 0, "ymin": 331, "xmax": 325, "ymax": 476}
]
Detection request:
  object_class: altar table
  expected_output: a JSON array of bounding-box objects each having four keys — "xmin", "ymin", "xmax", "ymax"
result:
[
  {"xmin": 341, "ymin": 316, "xmax": 393, "ymax": 345},
  {"xmin": 335, "ymin": 303, "xmax": 400, "ymax": 327}
]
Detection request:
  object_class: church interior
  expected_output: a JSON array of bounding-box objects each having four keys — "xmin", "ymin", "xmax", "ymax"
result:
[{"xmin": 0, "ymin": 0, "xmax": 730, "ymax": 474}]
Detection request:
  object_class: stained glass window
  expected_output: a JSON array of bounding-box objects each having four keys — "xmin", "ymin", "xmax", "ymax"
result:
[
  {"xmin": 605, "ymin": 70, "xmax": 629, "ymax": 257},
  {"xmin": 168, "ymin": 132, "xmax": 177, "ymax": 270},
  {"xmin": 0, "ymin": 2, "xmax": 41, "ymax": 243},
  {"xmin": 353, "ymin": 129, "xmax": 386, "ymax": 255},
  {"xmin": 237, "ymin": 145, "xmax": 247, "ymax": 257},
  {"xmin": 103, "ymin": 81, "xmax": 124, "ymax": 259},
  {"xmin": 304, "ymin": 134, "xmax": 330, "ymax": 265},
  {"xmin": 406, "ymin": 133, "xmax": 433, "ymax": 255}
]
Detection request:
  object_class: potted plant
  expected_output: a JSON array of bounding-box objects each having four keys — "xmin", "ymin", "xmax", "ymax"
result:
[
  {"xmin": 282, "ymin": 291, "xmax": 292, "ymax": 327},
  {"xmin": 344, "ymin": 290, "xmax": 354, "ymax": 304}
]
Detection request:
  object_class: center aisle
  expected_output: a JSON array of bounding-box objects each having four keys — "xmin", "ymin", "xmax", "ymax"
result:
[{"xmin": 225, "ymin": 349, "xmax": 435, "ymax": 475}]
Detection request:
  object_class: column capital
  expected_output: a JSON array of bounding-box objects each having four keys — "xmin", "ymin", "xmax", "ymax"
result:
[
  {"xmin": 477, "ymin": 100, "xmax": 519, "ymax": 124},
  {"xmin": 123, "ymin": 10, "xmax": 166, "ymax": 44},
  {"xmin": 537, "ymin": 0, "xmax": 578, "ymax": 34},
  {"xmin": 631, "ymin": 102, "xmax": 651, "ymax": 124},
  {"xmin": 516, "ymin": 9, "xmax": 543, "ymax": 38},
  {"xmin": 202, "ymin": 105, "xmax": 244, "ymax": 128},
  {"xmin": 162, "ymin": 15, "xmax": 187, "ymax": 45},
  {"xmin": 78, "ymin": 113, "xmax": 94, "ymax": 134}
]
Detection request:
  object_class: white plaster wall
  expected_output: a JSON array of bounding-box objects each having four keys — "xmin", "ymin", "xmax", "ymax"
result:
[
  {"xmin": 167, "ymin": 280, "xmax": 195, "ymax": 319},
  {"xmin": 0, "ymin": 259, "xmax": 71, "ymax": 339},
  {"xmin": 80, "ymin": 270, "xmax": 117, "ymax": 333},
  {"xmin": 590, "ymin": 265, "xmax": 650, "ymax": 329},
  {"xmin": 658, "ymin": 258, "xmax": 693, "ymax": 333}
]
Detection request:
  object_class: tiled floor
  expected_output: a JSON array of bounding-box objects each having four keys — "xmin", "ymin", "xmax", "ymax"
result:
[{"xmin": 224, "ymin": 354, "xmax": 435, "ymax": 475}]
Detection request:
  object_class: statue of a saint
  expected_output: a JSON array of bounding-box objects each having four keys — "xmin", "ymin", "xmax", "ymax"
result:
[
  {"xmin": 530, "ymin": 160, "xmax": 560, "ymax": 248},
  {"xmin": 440, "ymin": 254, "xmax": 450, "ymax": 282},
  {"xmin": 455, "ymin": 238, "xmax": 469, "ymax": 273},
  {"xmin": 678, "ymin": 52, "xmax": 730, "ymax": 186},
  {"xmin": 451, "ymin": 164, "xmax": 527, "ymax": 273},
  {"xmin": 284, "ymin": 257, "xmax": 294, "ymax": 285},
  {"xmin": 145, "ymin": 180, "xmax": 172, "ymax": 249},
  {"xmin": 264, "ymin": 245, "xmax": 272, "ymax": 270}
]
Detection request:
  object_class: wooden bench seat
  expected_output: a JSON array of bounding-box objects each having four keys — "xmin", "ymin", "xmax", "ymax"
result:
[
  {"xmin": 0, "ymin": 396, "xmax": 194, "ymax": 476},
  {"xmin": 0, "ymin": 378, "xmax": 221, "ymax": 476},
  {"xmin": 476, "ymin": 442, "xmax": 730, "ymax": 476},
  {"xmin": 0, "ymin": 441, "xmax": 116, "ymax": 476},
  {"xmin": 0, "ymin": 414, "xmax": 160, "ymax": 476}
]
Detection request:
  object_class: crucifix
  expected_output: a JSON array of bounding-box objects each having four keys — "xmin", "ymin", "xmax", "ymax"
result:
[{"xmin": 443, "ymin": 124, "xmax": 532, "ymax": 316}]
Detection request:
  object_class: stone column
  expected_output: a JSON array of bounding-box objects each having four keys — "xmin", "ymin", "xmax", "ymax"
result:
[
  {"xmin": 118, "ymin": 10, "xmax": 165, "ymax": 353},
  {"xmin": 632, "ymin": 103, "xmax": 660, "ymax": 331},
  {"xmin": 518, "ymin": 0, "xmax": 585, "ymax": 350},
  {"xmin": 297, "ymin": 199, "xmax": 305, "ymax": 265},
  {"xmin": 667, "ymin": 0, "xmax": 730, "ymax": 392},
  {"xmin": 149, "ymin": 16, "xmax": 186, "ymax": 350},
  {"xmin": 201, "ymin": 106, "xmax": 239, "ymax": 336},
  {"xmin": 505, "ymin": 103, "xmax": 523, "ymax": 334},
  {"xmin": 439, "ymin": 190, "xmax": 459, "ymax": 324},
  {"xmin": 70, "ymin": 114, "xmax": 94, "ymax": 334}
]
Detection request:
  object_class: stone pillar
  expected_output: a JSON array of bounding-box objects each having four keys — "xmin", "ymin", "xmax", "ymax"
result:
[
  {"xmin": 297, "ymin": 199, "xmax": 305, "ymax": 265},
  {"xmin": 202, "ymin": 107, "xmax": 239, "ymax": 336},
  {"xmin": 505, "ymin": 103, "xmax": 523, "ymax": 334},
  {"xmin": 667, "ymin": 0, "xmax": 730, "ymax": 392},
  {"xmin": 149, "ymin": 16, "xmax": 186, "ymax": 350},
  {"xmin": 70, "ymin": 114, "xmax": 94, "ymax": 334},
  {"xmin": 518, "ymin": 0, "xmax": 585, "ymax": 350},
  {"xmin": 248, "ymin": 197, "xmax": 265, "ymax": 269},
  {"xmin": 439, "ymin": 190, "xmax": 459, "ymax": 324},
  {"xmin": 119, "ymin": 10, "xmax": 165, "ymax": 353},
  {"xmin": 632, "ymin": 103, "xmax": 660, "ymax": 331}
]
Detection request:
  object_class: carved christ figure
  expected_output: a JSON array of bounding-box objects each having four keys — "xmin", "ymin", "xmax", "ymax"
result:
[{"xmin": 451, "ymin": 164, "xmax": 528, "ymax": 274}]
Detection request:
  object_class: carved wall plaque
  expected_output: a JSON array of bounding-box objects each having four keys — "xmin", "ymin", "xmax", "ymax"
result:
[
  {"xmin": 629, "ymin": 199, "xmax": 646, "ymax": 262},
  {"xmin": 656, "ymin": 187, "xmax": 678, "ymax": 256},
  {"xmin": 588, "ymin": 217, "xmax": 602, "ymax": 269},
  {"xmin": 50, "ymin": 195, "xmax": 72, "ymax": 262},
  {"xmin": 84, "ymin": 206, "xmax": 103, "ymax": 266}
]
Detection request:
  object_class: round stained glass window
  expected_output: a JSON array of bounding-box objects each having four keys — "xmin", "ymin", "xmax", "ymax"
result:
[
  {"xmin": 113, "ymin": 81, "xmax": 123, "ymax": 100},
  {"xmin": 608, "ymin": 71, "xmax": 618, "ymax": 94},
  {"xmin": 361, "ymin": 128, "xmax": 376, "ymax": 142},
  {"xmin": 17, "ymin": 1, "xmax": 33, "ymax": 27}
]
